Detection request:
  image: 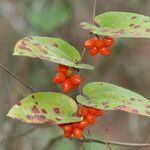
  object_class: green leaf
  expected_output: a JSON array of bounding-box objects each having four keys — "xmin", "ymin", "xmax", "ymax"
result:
[
  {"xmin": 7, "ymin": 92, "xmax": 82, "ymax": 124},
  {"xmin": 14, "ymin": 36, "xmax": 94, "ymax": 70},
  {"xmin": 27, "ymin": 0, "xmax": 71, "ymax": 33},
  {"xmin": 81, "ymin": 11, "xmax": 150, "ymax": 38},
  {"xmin": 77, "ymin": 82, "xmax": 150, "ymax": 117}
]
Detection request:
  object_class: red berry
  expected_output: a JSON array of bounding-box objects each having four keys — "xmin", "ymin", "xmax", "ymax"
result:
[
  {"xmin": 89, "ymin": 47, "xmax": 99, "ymax": 56},
  {"xmin": 63, "ymin": 124, "xmax": 73, "ymax": 132},
  {"xmin": 53, "ymin": 72, "xmax": 66, "ymax": 84},
  {"xmin": 95, "ymin": 39, "xmax": 104, "ymax": 49},
  {"xmin": 73, "ymin": 128, "xmax": 82, "ymax": 139},
  {"xmin": 72, "ymin": 122, "xmax": 79, "ymax": 128},
  {"xmin": 85, "ymin": 114, "xmax": 95, "ymax": 124},
  {"xmin": 76, "ymin": 106, "xmax": 88, "ymax": 117},
  {"xmin": 99, "ymin": 47, "xmax": 110, "ymax": 56},
  {"xmin": 103, "ymin": 36, "xmax": 114, "ymax": 47},
  {"xmin": 78, "ymin": 119, "xmax": 88, "ymax": 129},
  {"xmin": 64, "ymin": 131, "xmax": 72, "ymax": 138},
  {"xmin": 84, "ymin": 39, "xmax": 95, "ymax": 49},
  {"xmin": 58, "ymin": 124, "xmax": 65, "ymax": 128},
  {"xmin": 70, "ymin": 74, "xmax": 81, "ymax": 86},
  {"xmin": 61, "ymin": 79, "xmax": 72, "ymax": 93},
  {"xmin": 95, "ymin": 109, "xmax": 104, "ymax": 116},
  {"xmin": 88, "ymin": 107, "xmax": 98, "ymax": 114},
  {"xmin": 56, "ymin": 64, "xmax": 69, "ymax": 73}
]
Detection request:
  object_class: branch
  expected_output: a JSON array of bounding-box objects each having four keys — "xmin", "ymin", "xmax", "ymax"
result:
[
  {"xmin": 0, "ymin": 63, "xmax": 37, "ymax": 92},
  {"xmin": 80, "ymin": 47, "xmax": 86, "ymax": 63},
  {"xmin": 80, "ymin": 137, "xmax": 150, "ymax": 148},
  {"xmin": 93, "ymin": 0, "xmax": 97, "ymax": 23}
]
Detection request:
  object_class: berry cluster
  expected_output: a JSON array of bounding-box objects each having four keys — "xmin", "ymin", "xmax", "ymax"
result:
[
  {"xmin": 53, "ymin": 64, "xmax": 81, "ymax": 93},
  {"xmin": 59, "ymin": 105, "xmax": 103, "ymax": 139},
  {"xmin": 84, "ymin": 36, "xmax": 115, "ymax": 56}
]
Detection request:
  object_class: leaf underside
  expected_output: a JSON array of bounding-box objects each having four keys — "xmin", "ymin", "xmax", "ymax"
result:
[
  {"xmin": 14, "ymin": 36, "xmax": 94, "ymax": 70},
  {"xmin": 77, "ymin": 82, "xmax": 150, "ymax": 117},
  {"xmin": 7, "ymin": 92, "xmax": 82, "ymax": 124},
  {"xmin": 81, "ymin": 11, "xmax": 150, "ymax": 38}
]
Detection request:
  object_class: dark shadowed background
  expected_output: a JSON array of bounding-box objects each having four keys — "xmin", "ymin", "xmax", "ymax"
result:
[{"xmin": 0, "ymin": 0, "xmax": 150, "ymax": 150}]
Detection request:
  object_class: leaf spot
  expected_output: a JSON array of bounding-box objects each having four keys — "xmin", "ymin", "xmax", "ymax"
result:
[
  {"xmin": 31, "ymin": 105, "xmax": 40, "ymax": 114},
  {"xmin": 131, "ymin": 16, "xmax": 137, "ymax": 19},
  {"xmin": 129, "ymin": 24, "xmax": 134, "ymax": 27},
  {"xmin": 41, "ymin": 109, "xmax": 47, "ymax": 114},
  {"xmin": 133, "ymin": 25, "xmax": 141, "ymax": 29},
  {"xmin": 27, "ymin": 115, "xmax": 34, "ymax": 120},
  {"xmin": 55, "ymin": 117, "xmax": 62, "ymax": 121},
  {"xmin": 102, "ymin": 101, "xmax": 109, "ymax": 106},
  {"xmin": 53, "ymin": 107, "xmax": 60, "ymax": 114},
  {"xmin": 146, "ymin": 111, "xmax": 150, "ymax": 115},
  {"xmin": 16, "ymin": 101, "xmax": 21, "ymax": 106},
  {"xmin": 145, "ymin": 28, "xmax": 150, "ymax": 32},
  {"xmin": 31, "ymin": 95, "xmax": 35, "ymax": 99},
  {"xmin": 131, "ymin": 109, "xmax": 138, "ymax": 114},
  {"xmin": 146, "ymin": 105, "xmax": 150, "ymax": 108},
  {"xmin": 130, "ymin": 98, "xmax": 135, "ymax": 101},
  {"xmin": 49, "ymin": 41, "xmax": 59, "ymax": 48}
]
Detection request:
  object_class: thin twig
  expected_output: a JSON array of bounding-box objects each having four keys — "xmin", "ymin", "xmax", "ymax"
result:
[
  {"xmin": 0, "ymin": 63, "xmax": 37, "ymax": 92},
  {"xmin": 79, "ymin": 137, "xmax": 150, "ymax": 148},
  {"xmin": 105, "ymin": 128, "xmax": 113, "ymax": 150},
  {"xmin": 80, "ymin": 48, "xmax": 86, "ymax": 63},
  {"xmin": 42, "ymin": 136, "xmax": 63, "ymax": 150},
  {"xmin": 78, "ymin": 47, "xmax": 86, "ymax": 95},
  {"xmin": 93, "ymin": 0, "xmax": 97, "ymax": 23}
]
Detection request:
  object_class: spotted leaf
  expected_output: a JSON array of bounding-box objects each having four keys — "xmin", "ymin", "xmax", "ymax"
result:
[
  {"xmin": 14, "ymin": 36, "xmax": 94, "ymax": 70},
  {"xmin": 81, "ymin": 11, "xmax": 150, "ymax": 38},
  {"xmin": 7, "ymin": 92, "xmax": 82, "ymax": 124},
  {"xmin": 77, "ymin": 82, "xmax": 150, "ymax": 117}
]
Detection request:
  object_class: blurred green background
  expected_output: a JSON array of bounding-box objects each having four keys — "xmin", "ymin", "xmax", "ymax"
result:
[{"xmin": 0, "ymin": 0, "xmax": 150, "ymax": 150}]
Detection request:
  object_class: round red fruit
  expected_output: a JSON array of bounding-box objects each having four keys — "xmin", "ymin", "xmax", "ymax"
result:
[
  {"xmin": 64, "ymin": 131, "xmax": 72, "ymax": 138},
  {"xmin": 72, "ymin": 122, "xmax": 79, "ymax": 128},
  {"xmin": 85, "ymin": 114, "xmax": 95, "ymax": 124},
  {"xmin": 88, "ymin": 107, "xmax": 98, "ymax": 115},
  {"xmin": 70, "ymin": 74, "xmax": 81, "ymax": 86},
  {"xmin": 61, "ymin": 79, "xmax": 72, "ymax": 93},
  {"xmin": 103, "ymin": 36, "xmax": 114, "ymax": 47},
  {"xmin": 73, "ymin": 128, "xmax": 82, "ymax": 139},
  {"xmin": 78, "ymin": 120, "xmax": 88, "ymax": 129},
  {"xmin": 89, "ymin": 47, "xmax": 99, "ymax": 56},
  {"xmin": 95, "ymin": 109, "xmax": 104, "ymax": 116},
  {"xmin": 58, "ymin": 124, "xmax": 65, "ymax": 128},
  {"xmin": 99, "ymin": 47, "xmax": 110, "ymax": 56},
  {"xmin": 63, "ymin": 124, "xmax": 73, "ymax": 132},
  {"xmin": 95, "ymin": 39, "xmax": 104, "ymax": 49},
  {"xmin": 76, "ymin": 106, "xmax": 88, "ymax": 117},
  {"xmin": 84, "ymin": 39, "xmax": 95, "ymax": 49},
  {"xmin": 53, "ymin": 72, "xmax": 66, "ymax": 84},
  {"xmin": 56, "ymin": 64, "xmax": 69, "ymax": 73}
]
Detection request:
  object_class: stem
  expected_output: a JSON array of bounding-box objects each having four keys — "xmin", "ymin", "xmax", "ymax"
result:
[
  {"xmin": 80, "ymin": 137, "xmax": 150, "ymax": 148},
  {"xmin": 93, "ymin": 0, "xmax": 97, "ymax": 23},
  {"xmin": 78, "ymin": 47, "xmax": 86, "ymax": 95},
  {"xmin": 80, "ymin": 47, "xmax": 86, "ymax": 62},
  {"xmin": 0, "ymin": 63, "xmax": 37, "ymax": 92}
]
